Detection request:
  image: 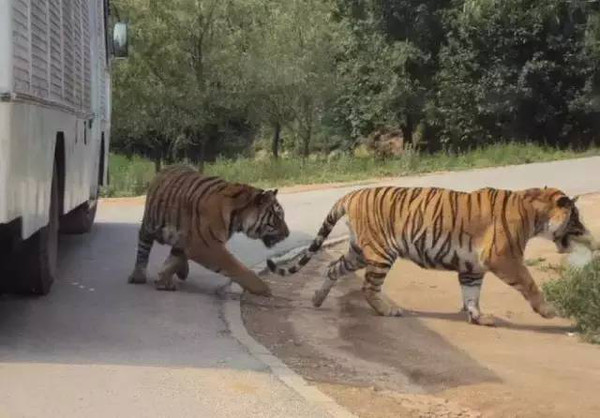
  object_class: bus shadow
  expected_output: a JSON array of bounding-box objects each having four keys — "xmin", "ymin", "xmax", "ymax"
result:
[{"xmin": 0, "ymin": 220, "xmax": 311, "ymax": 371}]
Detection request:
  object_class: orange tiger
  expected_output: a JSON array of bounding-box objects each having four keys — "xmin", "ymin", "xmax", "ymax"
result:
[
  {"xmin": 267, "ymin": 186, "xmax": 597, "ymax": 325},
  {"xmin": 128, "ymin": 165, "xmax": 289, "ymax": 295}
]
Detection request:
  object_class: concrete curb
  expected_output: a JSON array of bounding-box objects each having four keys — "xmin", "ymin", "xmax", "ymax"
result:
[{"xmin": 222, "ymin": 236, "xmax": 358, "ymax": 418}]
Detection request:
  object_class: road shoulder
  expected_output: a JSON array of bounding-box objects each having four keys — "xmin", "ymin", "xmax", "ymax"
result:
[{"xmin": 222, "ymin": 238, "xmax": 358, "ymax": 418}]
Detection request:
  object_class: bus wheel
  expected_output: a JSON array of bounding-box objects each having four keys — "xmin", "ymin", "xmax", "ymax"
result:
[{"xmin": 17, "ymin": 166, "xmax": 59, "ymax": 295}]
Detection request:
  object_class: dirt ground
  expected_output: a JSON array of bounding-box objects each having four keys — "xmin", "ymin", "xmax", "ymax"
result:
[{"xmin": 242, "ymin": 193, "xmax": 600, "ymax": 418}]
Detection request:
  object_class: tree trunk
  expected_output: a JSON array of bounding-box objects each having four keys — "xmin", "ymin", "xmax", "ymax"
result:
[
  {"xmin": 197, "ymin": 137, "xmax": 207, "ymax": 174},
  {"xmin": 301, "ymin": 104, "xmax": 312, "ymax": 159},
  {"xmin": 401, "ymin": 115, "xmax": 414, "ymax": 148},
  {"xmin": 272, "ymin": 121, "xmax": 281, "ymax": 159},
  {"xmin": 153, "ymin": 156, "xmax": 162, "ymax": 173},
  {"xmin": 302, "ymin": 124, "xmax": 311, "ymax": 159}
]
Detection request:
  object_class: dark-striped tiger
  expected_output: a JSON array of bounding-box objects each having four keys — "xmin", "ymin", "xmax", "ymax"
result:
[
  {"xmin": 128, "ymin": 165, "xmax": 289, "ymax": 295},
  {"xmin": 267, "ymin": 186, "xmax": 597, "ymax": 325}
]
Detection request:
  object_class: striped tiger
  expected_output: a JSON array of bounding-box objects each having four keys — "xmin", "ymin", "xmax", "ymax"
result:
[
  {"xmin": 128, "ymin": 165, "xmax": 289, "ymax": 295},
  {"xmin": 267, "ymin": 186, "xmax": 597, "ymax": 325}
]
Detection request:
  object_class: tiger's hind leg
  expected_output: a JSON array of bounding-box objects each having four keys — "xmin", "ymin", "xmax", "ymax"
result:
[
  {"xmin": 312, "ymin": 240, "xmax": 366, "ymax": 307},
  {"xmin": 458, "ymin": 273, "xmax": 495, "ymax": 326},
  {"xmin": 362, "ymin": 259, "xmax": 403, "ymax": 317},
  {"xmin": 154, "ymin": 247, "xmax": 188, "ymax": 291},
  {"xmin": 172, "ymin": 247, "xmax": 189, "ymax": 280},
  {"xmin": 128, "ymin": 228, "xmax": 154, "ymax": 284}
]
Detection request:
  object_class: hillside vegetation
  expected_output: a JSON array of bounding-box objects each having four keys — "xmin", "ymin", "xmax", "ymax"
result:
[{"xmin": 111, "ymin": 0, "xmax": 600, "ymax": 174}]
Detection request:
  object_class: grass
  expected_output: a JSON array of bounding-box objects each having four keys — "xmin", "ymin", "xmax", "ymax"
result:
[
  {"xmin": 102, "ymin": 154, "xmax": 156, "ymax": 197},
  {"xmin": 543, "ymin": 257, "xmax": 600, "ymax": 344},
  {"xmin": 101, "ymin": 142, "xmax": 600, "ymax": 197}
]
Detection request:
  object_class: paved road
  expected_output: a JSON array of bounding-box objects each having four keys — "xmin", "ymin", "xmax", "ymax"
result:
[{"xmin": 1, "ymin": 156, "xmax": 599, "ymax": 417}]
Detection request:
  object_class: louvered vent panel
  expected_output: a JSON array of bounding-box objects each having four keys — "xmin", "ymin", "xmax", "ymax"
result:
[
  {"xmin": 72, "ymin": 0, "xmax": 83, "ymax": 108},
  {"xmin": 9, "ymin": 0, "xmax": 99, "ymax": 113},
  {"xmin": 82, "ymin": 1, "xmax": 92, "ymax": 111},
  {"xmin": 12, "ymin": 0, "xmax": 31, "ymax": 93},
  {"xmin": 48, "ymin": 0, "xmax": 63, "ymax": 100},
  {"xmin": 96, "ymin": 0, "xmax": 108, "ymax": 119},
  {"xmin": 30, "ymin": 0, "xmax": 49, "ymax": 98},
  {"xmin": 62, "ymin": 0, "xmax": 74, "ymax": 105}
]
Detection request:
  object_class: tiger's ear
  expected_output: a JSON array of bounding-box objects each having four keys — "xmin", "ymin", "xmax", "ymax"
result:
[
  {"xmin": 571, "ymin": 195, "xmax": 579, "ymax": 204},
  {"xmin": 557, "ymin": 196, "xmax": 572, "ymax": 208},
  {"xmin": 256, "ymin": 190, "xmax": 277, "ymax": 204},
  {"xmin": 263, "ymin": 189, "xmax": 278, "ymax": 198}
]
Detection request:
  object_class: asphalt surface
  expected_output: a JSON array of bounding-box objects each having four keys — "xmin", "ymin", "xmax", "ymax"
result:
[{"xmin": 1, "ymin": 156, "xmax": 599, "ymax": 417}]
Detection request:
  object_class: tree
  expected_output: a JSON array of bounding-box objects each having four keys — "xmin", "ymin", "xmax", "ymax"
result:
[
  {"xmin": 110, "ymin": 0, "xmax": 600, "ymax": 162},
  {"xmin": 331, "ymin": 1, "xmax": 451, "ymax": 147},
  {"xmin": 248, "ymin": 0, "xmax": 342, "ymax": 158},
  {"xmin": 242, "ymin": 1, "xmax": 299, "ymax": 159},
  {"xmin": 435, "ymin": 0, "xmax": 600, "ymax": 149},
  {"xmin": 335, "ymin": 20, "xmax": 428, "ymax": 145},
  {"xmin": 112, "ymin": 0, "xmax": 263, "ymax": 170}
]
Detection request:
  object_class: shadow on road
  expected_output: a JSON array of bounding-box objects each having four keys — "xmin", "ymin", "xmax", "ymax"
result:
[
  {"xmin": 0, "ymin": 221, "xmax": 309, "ymax": 372},
  {"xmin": 409, "ymin": 309, "xmax": 575, "ymax": 335},
  {"xmin": 337, "ymin": 288, "xmax": 501, "ymax": 391},
  {"xmin": 242, "ymin": 245, "xmax": 501, "ymax": 395}
]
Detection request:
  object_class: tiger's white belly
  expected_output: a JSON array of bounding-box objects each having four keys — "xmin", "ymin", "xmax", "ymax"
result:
[{"xmin": 159, "ymin": 226, "xmax": 187, "ymax": 247}]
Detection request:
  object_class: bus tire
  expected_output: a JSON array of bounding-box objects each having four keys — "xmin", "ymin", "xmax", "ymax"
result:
[{"xmin": 17, "ymin": 165, "xmax": 59, "ymax": 295}]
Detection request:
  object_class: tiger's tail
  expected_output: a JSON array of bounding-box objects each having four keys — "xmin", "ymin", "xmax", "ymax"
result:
[{"xmin": 266, "ymin": 195, "xmax": 349, "ymax": 276}]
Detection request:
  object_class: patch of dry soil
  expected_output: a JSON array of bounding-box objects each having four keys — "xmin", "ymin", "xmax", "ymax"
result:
[{"xmin": 242, "ymin": 194, "xmax": 600, "ymax": 418}]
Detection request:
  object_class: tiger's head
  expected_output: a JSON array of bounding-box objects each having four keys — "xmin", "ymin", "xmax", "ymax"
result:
[
  {"xmin": 238, "ymin": 189, "xmax": 290, "ymax": 248},
  {"xmin": 528, "ymin": 188, "xmax": 597, "ymax": 253}
]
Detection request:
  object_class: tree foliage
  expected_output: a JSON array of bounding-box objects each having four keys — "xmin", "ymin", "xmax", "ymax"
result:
[
  {"xmin": 435, "ymin": 0, "xmax": 600, "ymax": 149},
  {"xmin": 112, "ymin": 0, "xmax": 600, "ymax": 168}
]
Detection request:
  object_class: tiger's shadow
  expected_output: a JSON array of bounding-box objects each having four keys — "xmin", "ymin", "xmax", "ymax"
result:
[
  {"xmin": 406, "ymin": 309, "xmax": 575, "ymax": 334},
  {"xmin": 340, "ymin": 286, "xmax": 574, "ymax": 336}
]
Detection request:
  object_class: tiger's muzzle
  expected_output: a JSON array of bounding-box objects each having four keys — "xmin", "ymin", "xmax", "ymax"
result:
[
  {"xmin": 262, "ymin": 227, "xmax": 290, "ymax": 248},
  {"xmin": 553, "ymin": 210, "xmax": 595, "ymax": 253}
]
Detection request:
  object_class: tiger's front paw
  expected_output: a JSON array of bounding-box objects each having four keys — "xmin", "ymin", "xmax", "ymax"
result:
[
  {"xmin": 249, "ymin": 281, "xmax": 272, "ymax": 297},
  {"xmin": 537, "ymin": 302, "xmax": 557, "ymax": 319},
  {"xmin": 464, "ymin": 303, "xmax": 495, "ymax": 326},
  {"xmin": 386, "ymin": 305, "xmax": 404, "ymax": 317},
  {"xmin": 154, "ymin": 274, "xmax": 177, "ymax": 291},
  {"xmin": 128, "ymin": 268, "xmax": 147, "ymax": 284},
  {"xmin": 467, "ymin": 312, "xmax": 496, "ymax": 326}
]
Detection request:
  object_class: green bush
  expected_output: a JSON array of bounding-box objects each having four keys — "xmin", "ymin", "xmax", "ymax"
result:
[
  {"xmin": 543, "ymin": 258, "xmax": 600, "ymax": 343},
  {"xmin": 101, "ymin": 154, "xmax": 155, "ymax": 197}
]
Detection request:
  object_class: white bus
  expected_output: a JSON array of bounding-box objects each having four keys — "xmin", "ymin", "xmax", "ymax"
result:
[{"xmin": 0, "ymin": 0, "xmax": 127, "ymax": 294}]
